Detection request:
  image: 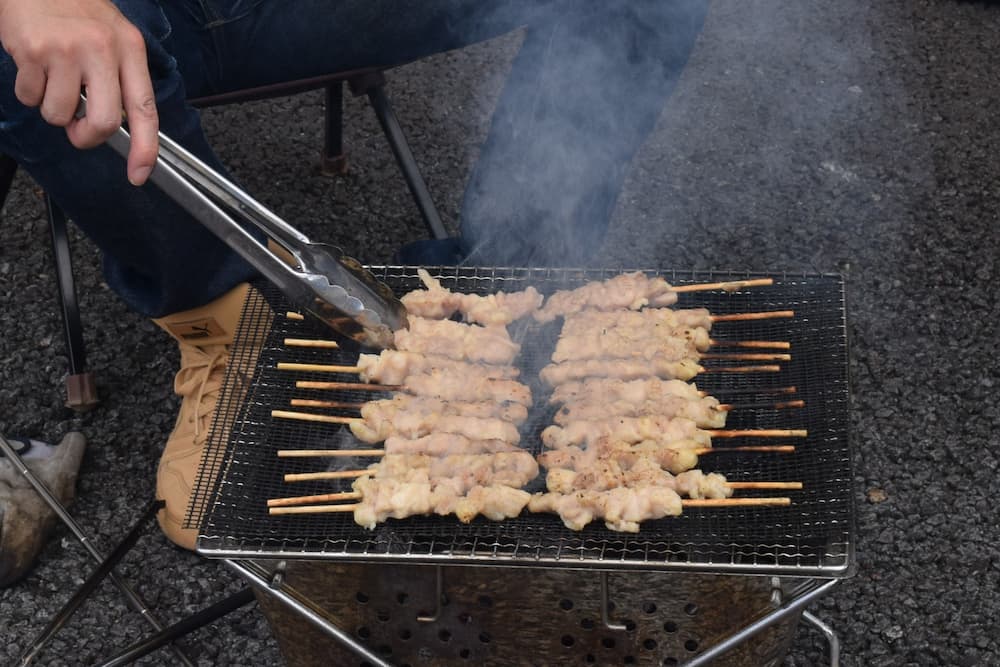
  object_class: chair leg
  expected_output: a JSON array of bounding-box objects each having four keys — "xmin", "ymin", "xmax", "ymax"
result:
[
  {"xmin": 350, "ymin": 73, "xmax": 450, "ymax": 240},
  {"xmin": 0, "ymin": 153, "xmax": 19, "ymax": 209},
  {"xmin": 45, "ymin": 195, "xmax": 98, "ymax": 411},
  {"xmin": 322, "ymin": 81, "xmax": 349, "ymax": 176}
]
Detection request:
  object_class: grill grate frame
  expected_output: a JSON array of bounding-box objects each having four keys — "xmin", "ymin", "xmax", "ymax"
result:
[{"xmin": 188, "ymin": 267, "xmax": 855, "ymax": 576}]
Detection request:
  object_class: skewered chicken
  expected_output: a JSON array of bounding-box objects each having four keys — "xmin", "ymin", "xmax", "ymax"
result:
[
  {"xmin": 361, "ymin": 395, "xmax": 529, "ymax": 427},
  {"xmin": 539, "ymin": 357, "xmax": 703, "ymax": 386},
  {"xmin": 352, "ymin": 477, "xmax": 531, "ymax": 529},
  {"xmin": 553, "ymin": 395, "xmax": 725, "ymax": 428},
  {"xmin": 542, "ymin": 416, "xmax": 712, "ymax": 449},
  {"xmin": 394, "ymin": 317, "xmax": 520, "ymax": 365},
  {"xmin": 527, "ymin": 486, "xmax": 684, "ymax": 532},
  {"xmin": 383, "ymin": 433, "xmax": 522, "ymax": 456},
  {"xmin": 544, "ymin": 459, "xmax": 731, "ymax": 499},
  {"xmin": 357, "ymin": 350, "xmax": 520, "ymax": 385},
  {"xmin": 549, "ymin": 377, "xmax": 705, "ymax": 406},
  {"xmin": 402, "ymin": 269, "xmax": 544, "ymax": 326},
  {"xmin": 350, "ymin": 410, "xmax": 522, "ymax": 444},
  {"xmin": 360, "ymin": 452, "xmax": 539, "ymax": 490},
  {"xmin": 560, "ymin": 308, "xmax": 713, "ymax": 335},
  {"xmin": 401, "ymin": 368, "xmax": 532, "ymax": 406},
  {"xmin": 533, "ymin": 272, "xmax": 680, "ymax": 323},
  {"xmin": 552, "ymin": 326, "xmax": 710, "ymax": 362},
  {"xmin": 537, "ymin": 440, "xmax": 702, "ymax": 475}
]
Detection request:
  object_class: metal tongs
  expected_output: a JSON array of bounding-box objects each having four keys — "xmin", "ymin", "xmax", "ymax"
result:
[{"xmin": 81, "ymin": 95, "xmax": 407, "ymax": 349}]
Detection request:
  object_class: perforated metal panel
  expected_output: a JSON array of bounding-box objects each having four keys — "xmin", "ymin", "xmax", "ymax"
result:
[{"xmin": 189, "ymin": 268, "xmax": 854, "ymax": 577}]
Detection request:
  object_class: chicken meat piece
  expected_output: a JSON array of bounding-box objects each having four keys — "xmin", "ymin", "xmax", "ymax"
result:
[
  {"xmin": 553, "ymin": 395, "xmax": 726, "ymax": 429},
  {"xmin": 536, "ymin": 439, "xmax": 701, "ymax": 475},
  {"xmin": 357, "ymin": 351, "xmax": 519, "ymax": 385},
  {"xmin": 383, "ymin": 433, "xmax": 521, "ymax": 456},
  {"xmin": 454, "ymin": 485, "xmax": 532, "ymax": 523},
  {"xmin": 361, "ymin": 395, "xmax": 529, "ymax": 427},
  {"xmin": 541, "ymin": 416, "xmax": 712, "ymax": 449},
  {"xmin": 533, "ymin": 272, "xmax": 679, "ymax": 323},
  {"xmin": 364, "ymin": 453, "xmax": 537, "ymax": 489},
  {"xmin": 394, "ymin": 316, "xmax": 520, "ymax": 365},
  {"xmin": 549, "ymin": 377, "xmax": 704, "ymax": 406},
  {"xmin": 552, "ymin": 328, "xmax": 708, "ymax": 363},
  {"xmin": 561, "ymin": 308, "xmax": 713, "ymax": 335},
  {"xmin": 401, "ymin": 269, "xmax": 544, "ymax": 325},
  {"xmin": 539, "ymin": 357, "xmax": 703, "ymax": 386},
  {"xmin": 352, "ymin": 479, "xmax": 531, "ymax": 528},
  {"xmin": 400, "ymin": 368, "xmax": 532, "ymax": 406},
  {"xmin": 350, "ymin": 410, "xmax": 521, "ymax": 444},
  {"xmin": 528, "ymin": 486, "xmax": 683, "ymax": 532}
]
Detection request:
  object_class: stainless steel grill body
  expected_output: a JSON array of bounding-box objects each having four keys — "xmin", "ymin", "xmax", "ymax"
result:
[{"xmin": 189, "ymin": 267, "xmax": 854, "ymax": 577}]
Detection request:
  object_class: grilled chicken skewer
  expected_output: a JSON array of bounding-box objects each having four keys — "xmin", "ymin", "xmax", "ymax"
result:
[
  {"xmin": 401, "ymin": 268, "xmax": 544, "ymax": 325},
  {"xmin": 542, "ymin": 416, "xmax": 806, "ymax": 450},
  {"xmin": 544, "ymin": 458, "xmax": 733, "ymax": 498},
  {"xmin": 553, "ymin": 395, "xmax": 727, "ymax": 428},
  {"xmin": 395, "ymin": 317, "xmax": 520, "ymax": 365},
  {"xmin": 345, "ymin": 410, "xmax": 521, "ymax": 444}
]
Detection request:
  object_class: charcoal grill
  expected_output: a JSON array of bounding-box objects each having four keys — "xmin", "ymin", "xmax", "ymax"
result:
[{"xmin": 187, "ymin": 267, "xmax": 854, "ymax": 578}]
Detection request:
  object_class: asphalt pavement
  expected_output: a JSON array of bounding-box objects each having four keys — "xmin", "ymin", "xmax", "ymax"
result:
[{"xmin": 2, "ymin": 1, "xmax": 999, "ymax": 665}]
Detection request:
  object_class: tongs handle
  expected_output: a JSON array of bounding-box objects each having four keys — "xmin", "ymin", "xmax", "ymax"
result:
[{"xmin": 82, "ymin": 95, "xmax": 406, "ymax": 348}]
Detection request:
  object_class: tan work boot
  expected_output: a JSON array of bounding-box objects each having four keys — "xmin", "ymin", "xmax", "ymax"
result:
[{"xmin": 153, "ymin": 283, "xmax": 251, "ymax": 550}]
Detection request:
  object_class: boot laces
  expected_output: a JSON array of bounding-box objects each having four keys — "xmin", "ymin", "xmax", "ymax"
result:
[{"xmin": 175, "ymin": 345, "xmax": 230, "ymax": 440}]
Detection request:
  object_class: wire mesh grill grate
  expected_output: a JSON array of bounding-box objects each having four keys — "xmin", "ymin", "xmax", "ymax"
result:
[{"xmin": 187, "ymin": 267, "xmax": 855, "ymax": 576}]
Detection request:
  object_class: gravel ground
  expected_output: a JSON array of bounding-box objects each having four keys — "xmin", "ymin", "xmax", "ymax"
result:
[{"xmin": 2, "ymin": 1, "xmax": 998, "ymax": 665}]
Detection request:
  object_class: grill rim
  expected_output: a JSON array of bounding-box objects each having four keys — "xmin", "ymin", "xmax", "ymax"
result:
[{"xmin": 190, "ymin": 266, "xmax": 857, "ymax": 579}]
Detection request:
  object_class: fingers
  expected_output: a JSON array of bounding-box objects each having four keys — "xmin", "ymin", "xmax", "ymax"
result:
[
  {"xmin": 117, "ymin": 28, "xmax": 158, "ymax": 186},
  {"xmin": 13, "ymin": 62, "xmax": 46, "ymax": 107},
  {"xmin": 39, "ymin": 57, "xmax": 82, "ymax": 127},
  {"xmin": 66, "ymin": 51, "xmax": 122, "ymax": 150}
]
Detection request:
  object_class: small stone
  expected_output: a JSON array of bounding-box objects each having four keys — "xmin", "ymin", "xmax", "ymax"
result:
[
  {"xmin": 884, "ymin": 625, "xmax": 903, "ymax": 641},
  {"xmin": 867, "ymin": 488, "xmax": 889, "ymax": 504}
]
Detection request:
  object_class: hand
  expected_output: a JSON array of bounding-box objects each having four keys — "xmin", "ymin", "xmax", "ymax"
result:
[{"xmin": 0, "ymin": 0, "xmax": 158, "ymax": 185}]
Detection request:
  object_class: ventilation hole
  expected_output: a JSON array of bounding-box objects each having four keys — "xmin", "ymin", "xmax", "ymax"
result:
[
  {"xmin": 685, "ymin": 639, "xmax": 699, "ymax": 652},
  {"xmin": 586, "ymin": 655, "xmax": 596, "ymax": 664},
  {"xmin": 559, "ymin": 598, "xmax": 574, "ymax": 611},
  {"xmin": 642, "ymin": 602, "xmax": 657, "ymax": 614},
  {"xmin": 376, "ymin": 645, "xmax": 392, "ymax": 657},
  {"xmin": 663, "ymin": 621, "xmax": 678, "ymax": 633},
  {"xmin": 663, "ymin": 659, "xmax": 679, "ymax": 667},
  {"xmin": 607, "ymin": 600, "xmax": 616, "ymax": 611},
  {"xmin": 478, "ymin": 595, "xmax": 493, "ymax": 608},
  {"xmin": 458, "ymin": 612, "xmax": 473, "ymax": 624},
  {"xmin": 460, "ymin": 648, "xmax": 471, "ymax": 660},
  {"xmin": 357, "ymin": 626, "xmax": 371, "ymax": 639},
  {"xmin": 581, "ymin": 618, "xmax": 595, "ymax": 630},
  {"xmin": 441, "ymin": 593, "xmax": 451, "ymax": 607},
  {"xmin": 376, "ymin": 610, "xmax": 390, "ymax": 622},
  {"xmin": 356, "ymin": 592, "xmax": 369, "ymax": 604},
  {"xmin": 396, "ymin": 592, "xmax": 409, "ymax": 605},
  {"xmin": 602, "ymin": 637, "xmax": 616, "ymax": 649},
  {"xmin": 479, "ymin": 632, "xmax": 492, "ymax": 644},
  {"xmin": 398, "ymin": 628, "xmax": 412, "ymax": 641},
  {"xmin": 361, "ymin": 663, "xmax": 373, "ymax": 667},
  {"xmin": 624, "ymin": 620, "xmax": 637, "ymax": 632},
  {"xmin": 561, "ymin": 635, "xmax": 575, "ymax": 647},
  {"xmin": 644, "ymin": 639, "xmax": 658, "ymax": 651},
  {"xmin": 439, "ymin": 629, "xmax": 452, "ymax": 643},
  {"xmin": 624, "ymin": 657, "xmax": 636, "ymax": 665},
  {"xmin": 684, "ymin": 603, "xmax": 698, "ymax": 616}
]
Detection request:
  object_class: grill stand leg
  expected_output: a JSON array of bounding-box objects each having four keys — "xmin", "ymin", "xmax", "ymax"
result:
[
  {"xmin": 680, "ymin": 578, "xmax": 839, "ymax": 667},
  {"xmin": 600, "ymin": 571, "xmax": 628, "ymax": 631},
  {"xmin": 802, "ymin": 610, "xmax": 841, "ymax": 667},
  {"xmin": 417, "ymin": 565, "xmax": 444, "ymax": 623},
  {"xmin": 225, "ymin": 559, "xmax": 393, "ymax": 667}
]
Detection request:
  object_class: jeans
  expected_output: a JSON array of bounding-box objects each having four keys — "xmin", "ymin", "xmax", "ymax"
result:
[{"xmin": 0, "ymin": 0, "xmax": 706, "ymax": 317}]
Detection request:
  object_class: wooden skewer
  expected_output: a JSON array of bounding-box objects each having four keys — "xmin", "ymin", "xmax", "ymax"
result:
[
  {"xmin": 700, "ymin": 353, "xmax": 791, "ymax": 362},
  {"xmin": 296, "ymin": 380, "xmax": 400, "ymax": 392},
  {"xmin": 286, "ymin": 311, "xmax": 305, "ymax": 321},
  {"xmin": 269, "ymin": 496, "xmax": 792, "ymax": 515},
  {"xmin": 716, "ymin": 399, "xmax": 805, "ymax": 412},
  {"xmin": 708, "ymin": 339, "xmax": 790, "ymax": 350},
  {"xmin": 285, "ymin": 471, "xmax": 368, "ymax": 482},
  {"xmin": 279, "ymin": 362, "xmax": 362, "ymax": 374},
  {"xmin": 268, "ymin": 482, "xmax": 801, "ymax": 508},
  {"xmin": 695, "ymin": 445, "xmax": 796, "ymax": 454},
  {"xmin": 701, "ymin": 365, "xmax": 782, "ymax": 373},
  {"xmin": 278, "ymin": 445, "xmax": 796, "ymax": 461},
  {"xmin": 707, "ymin": 385, "xmax": 797, "ymax": 396},
  {"xmin": 279, "ymin": 449, "xmax": 385, "ymax": 458},
  {"xmin": 284, "ymin": 338, "xmax": 339, "ymax": 349},
  {"xmin": 709, "ymin": 429, "xmax": 808, "ymax": 438},
  {"xmin": 710, "ymin": 310, "xmax": 794, "ymax": 322},
  {"xmin": 290, "ymin": 398, "xmax": 364, "ymax": 410},
  {"xmin": 672, "ymin": 278, "xmax": 774, "ymax": 293},
  {"xmin": 273, "ymin": 410, "xmax": 359, "ymax": 425}
]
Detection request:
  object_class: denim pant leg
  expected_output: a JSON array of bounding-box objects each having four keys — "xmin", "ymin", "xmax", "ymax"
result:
[{"xmin": 0, "ymin": 0, "xmax": 260, "ymax": 318}]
